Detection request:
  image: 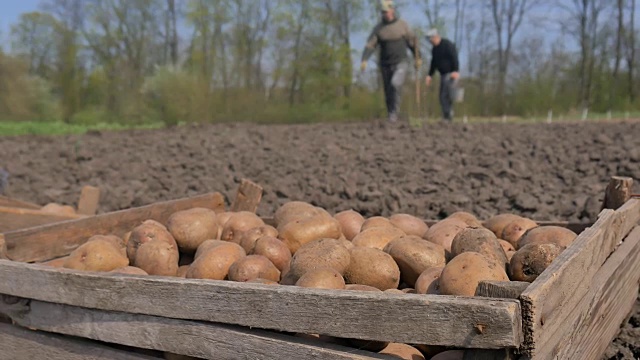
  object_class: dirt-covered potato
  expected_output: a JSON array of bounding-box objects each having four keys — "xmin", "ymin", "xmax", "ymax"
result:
[
  {"xmin": 220, "ymin": 211, "xmax": 265, "ymax": 243},
  {"xmin": 250, "ymin": 236, "xmax": 291, "ymax": 272},
  {"xmin": 41, "ymin": 203, "xmax": 76, "ymax": 215},
  {"xmin": 177, "ymin": 265, "xmax": 190, "ymax": 278},
  {"xmin": 166, "ymin": 208, "xmax": 218, "ymax": 254},
  {"xmin": 517, "ymin": 226, "xmax": 578, "ymax": 250},
  {"xmin": 274, "ymin": 201, "xmax": 320, "ymax": 226},
  {"xmin": 509, "ymin": 243, "xmax": 563, "ymax": 282},
  {"xmin": 109, "ymin": 266, "xmax": 149, "ymax": 276},
  {"xmin": 446, "ymin": 211, "xmax": 482, "ymax": 227},
  {"xmin": 215, "ymin": 212, "xmax": 234, "ymax": 239},
  {"xmin": 334, "ymin": 210, "xmax": 365, "ymax": 241},
  {"xmin": 344, "ymin": 247, "xmax": 400, "ymax": 291},
  {"xmin": 352, "ymin": 226, "xmax": 405, "ymax": 250},
  {"xmin": 87, "ymin": 234, "xmax": 126, "ymax": 252},
  {"xmin": 379, "ymin": 343, "xmax": 426, "ymax": 360},
  {"xmin": 499, "ymin": 239, "xmax": 516, "ymax": 253},
  {"xmin": 134, "ymin": 240, "xmax": 179, "ymax": 276},
  {"xmin": 64, "ymin": 240, "xmax": 129, "ymax": 272},
  {"xmin": 239, "ymin": 225, "xmax": 279, "ymax": 253},
  {"xmin": 450, "ymin": 227, "xmax": 508, "ymax": 269},
  {"xmin": 186, "ymin": 242, "xmax": 246, "ymax": 280},
  {"xmin": 484, "ymin": 214, "xmax": 523, "ymax": 238},
  {"xmin": 126, "ymin": 223, "xmax": 177, "ymax": 263},
  {"xmin": 295, "ymin": 268, "xmax": 346, "ymax": 289},
  {"xmin": 228, "ymin": 255, "xmax": 280, "ymax": 282},
  {"xmin": 415, "ymin": 267, "xmax": 443, "ymax": 294},
  {"xmin": 423, "ymin": 219, "xmax": 468, "ymax": 253},
  {"xmin": 279, "ymin": 213, "xmax": 342, "ymax": 254},
  {"xmin": 193, "ymin": 240, "xmax": 227, "ymax": 260},
  {"xmin": 360, "ymin": 216, "xmax": 396, "ymax": 231},
  {"xmin": 389, "ymin": 214, "xmax": 429, "ymax": 237},
  {"xmin": 439, "ymin": 252, "xmax": 509, "ymax": 296},
  {"xmin": 383, "ymin": 236, "xmax": 446, "ymax": 287},
  {"xmin": 501, "ymin": 218, "xmax": 538, "ymax": 247},
  {"xmin": 41, "ymin": 256, "xmax": 69, "ymax": 268},
  {"xmin": 281, "ymin": 238, "xmax": 350, "ymax": 285}
]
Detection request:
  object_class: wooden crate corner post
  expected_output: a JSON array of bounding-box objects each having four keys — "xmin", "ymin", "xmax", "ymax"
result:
[{"xmin": 230, "ymin": 179, "xmax": 263, "ymax": 213}]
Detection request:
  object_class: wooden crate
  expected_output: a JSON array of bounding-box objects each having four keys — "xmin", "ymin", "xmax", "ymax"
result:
[
  {"xmin": 0, "ymin": 185, "xmax": 101, "ymax": 233},
  {"xmin": 0, "ymin": 180, "xmax": 638, "ymax": 360}
]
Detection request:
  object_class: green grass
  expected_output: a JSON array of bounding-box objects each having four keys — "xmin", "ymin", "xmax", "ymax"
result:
[{"xmin": 0, "ymin": 121, "xmax": 164, "ymax": 137}]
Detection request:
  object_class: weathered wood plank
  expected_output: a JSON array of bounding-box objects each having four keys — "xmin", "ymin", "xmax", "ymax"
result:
[
  {"xmin": 0, "ymin": 322, "xmax": 159, "ymax": 360},
  {"xmin": 0, "ymin": 299, "xmax": 392, "ymax": 360},
  {"xmin": 520, "ymin": 199, "xmax": 640, "ymax": 357},
  {"xmin": 602, "ymin": 176, "xmax": 634, "ymax": 211},
  {"xmin": 231, "ymin": 179, "xmax": 263, "ymax": 213},
  {"xmin": 0, "ymin": 206, "xmax": 82, "ymax": 233},
  {"xmin": 475, "ymin": 281, "xmax": 530, "ymax": 299},
  {"xmin": 77, "ymin": 185, "xmax": 101, "ymax": 216},
  {"xmin": 0, "ymin": 261, "xmax": 522, "ymax": 348},
  {"xmin": 4, "ymin": 192, "xmax": 225, "ymax": 263},
  {"xmin": 549, "ymin": 226, "xmax": 640, "ymax": 360},
  {"xmin": 0, "ymin": 195, "xmax": 41, "ymax": 210}
]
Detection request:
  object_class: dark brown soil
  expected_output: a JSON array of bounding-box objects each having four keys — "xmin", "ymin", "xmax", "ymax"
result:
[{"xmin": 1, "ymin": 120, "xmax": 639, "ymax": 358}]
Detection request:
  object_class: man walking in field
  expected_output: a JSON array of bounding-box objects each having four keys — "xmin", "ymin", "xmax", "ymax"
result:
[
  {"xmin": 425, "ymin": 28, "xmax": 460, "ymax": 122},
  {"xmin": 360, "ymin": 0, "xmax": 421, "ymax": 124}
]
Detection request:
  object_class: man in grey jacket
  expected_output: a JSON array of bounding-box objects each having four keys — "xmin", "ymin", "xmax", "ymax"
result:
[{"xmin": 361, "ymin": 0, "xmax": 421, "ymax": 123}]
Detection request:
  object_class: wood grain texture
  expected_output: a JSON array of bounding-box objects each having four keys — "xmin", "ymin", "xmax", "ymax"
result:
[
  {"xmin": 77, "ymin": 186, "xmax": 101, "ymax": 215},
  {"xmin": 520, "ymin": 199, "xmax": 640, "ymax": 357},
  {"xmin": 0, "ymin": 299, "xmax": 392, "ymax": 360},
  {"xmin": 231, "ymin": 179, "xmax": 263, "ymax": 213},
  {"xmin": 0, "ymin": 260, "xmax": 522, "ymax": 348},
  {"xmin": 603, "ymin": 176, "xmax": 634, "ymax": 211},
  {"xmin": 0, "ymin": 195, "xmax": 41, "ymax": 209},
  {"xmin": 0, "ymin": 322, "xmax": 159, "ymax": 360},
  {"xmin": 0, "ymin": 206, "xmax": 82, "ymax": 233},
  {"xmin": 549, "ymin": 226, "xmax": 640, "ymax": 360},
  {"xmin": 4, "ymin": 192, "xmax": 225, "ymax": 263},
  {"xmin": 475, "ymin": 281, "xmax": 530, "ymax": 299}
]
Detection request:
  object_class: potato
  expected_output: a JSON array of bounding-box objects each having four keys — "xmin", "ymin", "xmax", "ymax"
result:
[
  {"xmin": 415, "ymin": 267, "xmax": 443, "ymax": 294},
  {"xmin": 383, "ymin": 236, "xmax": 446, "ymax": 287},
  {"xmin": 499, "ymin": 239, "xmax": 516, "ymax": 253},
  {"xmin": 186, "ymin": 242, "xmax": 246, "ymax": 280},
  {"xmin": 228, "ymin": 255, "xmax": 280, "ymax": 282},
  {"xmin": 64, "ymin": 240, "xmax": 129, "ymax": 272},
  {"xmin": 447, "ymin": 211, "xmax": 482, "ymax": 227},
  {"xmin": 127, "ymin": 223, "xmax": 177, "ymax": 263},
  {"xmin": 352, "ymin": 226, "xmax": 405, "ymax": 250},
  {"xmin": 274, "ymin": 201, "xmax": 319, "ymax": 226},
  {"xmin": 134, "ymin": 239, "xmax": 179, "ymax": 276},
  {"xmin": 509, "ymin": 243, "xmax": 563, "ymax": 282},
  {"xmin": 360, "ymin": 216, "xmax": 395, "ymax": 231},
  {"xmin": 177, "ymin": 265, "xmax": 190, "ymax": 278},
  {"xmin": 346, "ymin": 339, "xmax": 390, "ymax": 352},
  {"xmin": 247, "ymin": 278, "xmax": 279, "ymax": 285},
  {"xmin": 279, "ymin": 213, "xmax": 342, "ymax": 254},
  {"xmin": 423, "ymin": 219, "xmax": 468, "ymax": 252},
  {"xmin": 379, "ymin": 343, "xmax": 425, "ymax": 360},
  {"xmin": 88, "ymin": 234, "xmax": 126, "ymax": 250},
  {"xmin": 251, "ymin": 236, "xmax": 292, "ymax": 272},
  {"xmin": 239, "ymin": 225, "xmax": 279, "ymax": 253},
  {"xmin": 334, "ymin": 210, "xmax": 365, "ymax": 241},
  {"xmin": 344, "ymin": 284, "xmax": 382, "ymax": 292},
  {"xmin": 484, "ymin": 214, "xmax": 523, "ymax": 237},
  {"xmin": 109, "ymin": 266, "xmax": 149, "ymax": 276},
  {"xmin": 216, "ymin": 212, "xmax": 234, "ymax": 239},
  {"xmin": 431, "ymin": 350, "xmax": 464, "ymax": 360},
  {"xmin": 281, "ymin": 238, "xmax": 351, "ymax": 285},
  {"xmin": 389, "ymin": 214, "xmax": 429, "ymax": 237},
  {"xmin": 194, "ymin": 240, "xmax": 228, "ymax": 260},
  {"xmin": 439, "ymin": 252, "xmax": 509, "ymax": 296},
  {"xmin": 41, "ymin": 203, "xmax": 75, "ymax": 215},
  {"xmin": 167, "ymin": 208, "xmax": 218, "ymax": 254},
  {"xmin": 142, "ymin": 219, "xmax": 168, "ymax": 231},
  {"xmin": 220, "ymin": 211, "xmax": 265, "ymax": 243},
  {"xmin": 506, "ymin": 250, "xmax": 516, "ymax": 262},
  {"xmin": 517, "ymin": 226, "xmax": 578, "ymax": 250},
  {"xmin": 295, "ymin": 268, "xmax": 346, "ymax": 289},
  {"xmin": 402, "ymin": 288, "xmax": 416, "ymax": 294},
  {"xmin": 344, "ymin": 247, "xmax": 400, "ymax": 291},
  {"xmin": 450, "ymin": 227, "xmax": 508, "ymax": 269},
  {"xmin": 41, "ymin": 256, "xmax": 70, "ymax": 268},
  {"xmin": 501, "ymin": 218, "xmax": 538, "ymax": 247},
  {"xmin": 413, "ymin": 345, "xmax": 448, "ymax": 359}
]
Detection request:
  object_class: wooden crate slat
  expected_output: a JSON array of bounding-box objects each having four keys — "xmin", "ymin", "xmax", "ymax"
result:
[
  {"xmin": 230, "ymin": 179, "xmax": 263, "ymax": 213},
  {"xmin": 77, "ymin": 185, "xmax": 101, "ymax": 216},
  {"xmin": 4, "ymin": 192, "xmax": 225, "ymax": 263},
  {"xmin": 0, "ymin": 322, "xmax": 159, "ymax": 360},
  {"xmin": 0, "ymin": 195, "xmax": 41, "ymax": 210},
  {"xmin": 0, "ymin": 206, "xmax": 82, "ymax": 233},
  {"xmin": 551, "ymin": 225, "xmax": 640, "ymax": 360},
  {"xmin": 0, "ymin": 260, "xmax": 522, "ymax": 348},
  {"xmin": 0, "ymin": 298, "xmax": 392, "ymax": 360},
  {"xmin": 520, "ymin": 199, "xmax": 640, "ymax": 357}
]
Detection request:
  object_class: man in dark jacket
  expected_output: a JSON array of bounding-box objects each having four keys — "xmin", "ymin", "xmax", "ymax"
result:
[
  {"xmin": 425, "ymin": 28, "xmax": 460, "ymax": 122},
  {"xmin": 361, "ymin": 0, "xmax": 421, "ymax": 123}
]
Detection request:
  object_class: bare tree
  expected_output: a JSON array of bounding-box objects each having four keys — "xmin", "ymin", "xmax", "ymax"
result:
[{"xmin": 627, "ymin": 0, "xmax": 636, "ymax": 100}]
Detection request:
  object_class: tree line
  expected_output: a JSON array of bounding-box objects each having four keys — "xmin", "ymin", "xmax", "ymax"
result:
[{"xmin": 0, "ymin": 0, "xmax": 638, "ymax": 126}]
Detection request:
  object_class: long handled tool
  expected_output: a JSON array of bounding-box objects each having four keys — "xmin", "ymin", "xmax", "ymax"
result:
[{"xmin": 410, "ymin": 67, "xmax": 425, "ymax": 128}]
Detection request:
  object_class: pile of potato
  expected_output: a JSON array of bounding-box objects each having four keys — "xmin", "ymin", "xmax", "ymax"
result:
[{"xmin": 41, "ymin": 201, "xmax": 578, "ymax": 360}]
